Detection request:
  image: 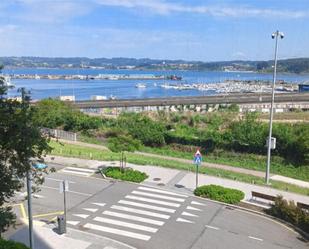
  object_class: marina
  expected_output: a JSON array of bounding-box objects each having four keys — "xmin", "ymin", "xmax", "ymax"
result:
[{"xmin": 3, "ymin": 68, "xmax": 308, "ymax": 100}]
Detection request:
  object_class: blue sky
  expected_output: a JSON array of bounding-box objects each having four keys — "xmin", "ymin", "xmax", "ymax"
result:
[{"xmin": 0, "ymin": 0, "xmax": 308, "ymax": 61}]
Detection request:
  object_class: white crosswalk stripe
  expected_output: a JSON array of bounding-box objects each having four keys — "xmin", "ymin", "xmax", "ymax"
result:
[
  {"xmin": 111, "ymin": 205, "xmax": 170, "ymax": 219},
  {"xmin": 103, "ymin": 211, "xmax": 165, "ymax": 226},
  {"xmin": 69, "ymin": 186, "xmax": 195, "ymax": 242},
  {"xmin": 60, "ymin": 167, "xmax": 96, "ymax": 177},
  {"xmin": 94, "ymin": 217, "xmax": 158, "ymax": 233},
  {"xmin": 83, "ymin": 208, "xmax": 98, "ymax": 213},
  {"xmin": 73, "ymin": 214, "xmax": 89, "ymax": 219},
  {"xmin": 181, "ymin": 211, "xmax": 198, "ymax": 217},
  {"xmin": 84, "ymin": 223, "xmax": 151, "ymax": 241},
  {"xmin": 67, "ymin": 221, "xmax": 80, "ymax": 226},
  {"xmin": 186, "ymin": 206, "xmax": 202, "ymax": 211},
  {"xmin": 131, "ymin": 191, "xmax": 185, "ymax": 202},
  {"xmin": 125, "ymin": 195, "xmax": 181, "ymax": 207},
  {"xmin": 137, "ymin": 186, "xmax": 188, "ymax": 197},
  {"xmin": 118, "ymin": 200, "xmax": 176, "ymax": 213},
  {"xmin": 92, "ymin": 202, "xmax": 106, "ymax": 207}
]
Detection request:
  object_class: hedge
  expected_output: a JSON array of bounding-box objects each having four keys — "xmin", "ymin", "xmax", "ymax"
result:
[
  {"xmin": 0, "ymin": 239, "xmax": 30, "ymax": 249},
  {"xmin": 101, "ymin": 167, "xmax": 148, "ymax": 183},
  {"xmin": 194, "ymin": 184, "xmax": 245, "ymax": 204},
  {"xmin": 267, "ymin": 196, "xmax": 309, "ymax": 233}
]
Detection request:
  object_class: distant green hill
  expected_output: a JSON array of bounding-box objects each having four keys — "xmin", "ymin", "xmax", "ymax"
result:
[{"xmin": 0, "ymin": 56, "xmax": 308, "ymax": 73}]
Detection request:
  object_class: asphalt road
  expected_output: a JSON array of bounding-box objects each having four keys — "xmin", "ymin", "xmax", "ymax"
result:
[{"xmin": 18, "ymin": 164, "xmax": 308, "ymax": 249}]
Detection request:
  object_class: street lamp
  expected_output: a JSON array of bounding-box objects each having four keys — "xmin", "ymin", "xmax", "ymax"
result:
[{"xmin": 265, "ymin": 30, "xmax": 284, "ymax": 185}]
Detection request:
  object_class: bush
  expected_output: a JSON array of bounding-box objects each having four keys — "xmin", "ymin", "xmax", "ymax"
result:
[
  {"xmin": 107, "ymin": 135, "xmax": 141, "ymax": 152},
  {"xmin": 267, "ymin": 196, "xmax": 309, "ymax": 233},
  {"xmin": 194, "ymin": 184, "xmax": 245, "ymax": 204},
  {"xmin": 102, "ymin": 167, "xmax": 148, "ymax": 183},
  {"xmin": 116, "ymin": 113, "xmax": 166, "ymax": 146},
  {"xmin": 0, "ymin": 239, "xmax": 30, "ymax": 249}
]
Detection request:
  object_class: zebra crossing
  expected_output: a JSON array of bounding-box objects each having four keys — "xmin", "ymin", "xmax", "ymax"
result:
[
  {"xmin": 59, "ymin": 166, "xmax": 96, "ymax": 177},
  {"xmin": 67, "ymin": 186, "xmax": 206, "ymax": 242}
]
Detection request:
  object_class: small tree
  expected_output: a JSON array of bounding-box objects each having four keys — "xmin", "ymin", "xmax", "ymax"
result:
[
  {"xmin": 107, "ymin": 135, "xmax": 141, "ymax": 171},
  {"xmin": 0, "ymin": 75, "xmax": 51, "ymax": 235}
]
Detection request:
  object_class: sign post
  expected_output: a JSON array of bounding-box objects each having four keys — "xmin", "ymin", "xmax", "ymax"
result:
[
  {"xmin": 59, "ymin": 180, "xmax": 69, "ymax": 233},
  {"xmin": 193, "ymin": 150, "xmax": 202, "ymax": 189}
]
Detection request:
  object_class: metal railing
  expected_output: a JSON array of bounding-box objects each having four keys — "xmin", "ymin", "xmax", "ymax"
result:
[{"xmin": 41, "ymin": 128, "xmax": 77, "ymax": 141}]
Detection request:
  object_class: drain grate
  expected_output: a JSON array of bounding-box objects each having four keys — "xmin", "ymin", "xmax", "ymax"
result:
[{"xmin": 153, "ymin": 178, "xmax": 161, "ymax": 181}]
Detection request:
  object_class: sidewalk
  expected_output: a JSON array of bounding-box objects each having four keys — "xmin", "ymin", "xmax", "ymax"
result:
[
  {"xmin": 9, "ymin": 220, "xmax": 135, "ymax": 249},
  {"xmin": 56, "ymin": 139, "xmax": 309, "ymax": 188},
  {"xmin": 44, "ymin": 155, "xmax": 309, "ymax": 205}
]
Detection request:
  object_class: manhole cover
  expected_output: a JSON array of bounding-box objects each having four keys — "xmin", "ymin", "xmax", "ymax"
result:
[
  {"xmin": 153, "ymin": 178, "xmax": 161, "ymax": 181},
  {"xmin": 157, "ymin": 183, "xmax": 165, "ymax": 186}
]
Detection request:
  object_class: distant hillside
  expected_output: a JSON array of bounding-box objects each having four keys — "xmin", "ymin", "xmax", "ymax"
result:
[{"xmin": 0, "ymin": 56, "xmax": 309, "ymax": 74}]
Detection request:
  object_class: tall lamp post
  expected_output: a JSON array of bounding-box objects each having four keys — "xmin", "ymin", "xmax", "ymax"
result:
[{"xmin": 266, "ymin": 30, "xmax": 284, "ymax": 184}]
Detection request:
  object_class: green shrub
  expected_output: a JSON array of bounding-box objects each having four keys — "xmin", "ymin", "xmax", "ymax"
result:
[
  {"xmin": 116, "ymin": 113, "xmax": 166, "ymax": 146},
  {"xmin": 0, "ymin": 239, "xmax": 30, "ymax": 249},
  {"xmin": 102, "ymin": 167, "xmax": 148, "ymax": 183},
  {"xmin": 267, "ymin": 196, "xmax": 309, "ymax": 232},
  {"xmin": 194, "ymin": 184, "xmax": 245, "ymax": 204},
  {"xmin": 107, "ymin": 135, "xmax": 141, "ymax": 152}
]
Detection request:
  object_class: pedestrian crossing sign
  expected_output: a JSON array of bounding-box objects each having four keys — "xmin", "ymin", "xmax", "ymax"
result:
[{"xmin": 194, "ymin": 150, "xmax": 202, "ymax": 165}]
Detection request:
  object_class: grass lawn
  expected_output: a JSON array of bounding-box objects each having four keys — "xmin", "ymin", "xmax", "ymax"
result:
[
  {"xmin": 141, "ymin": 146, "xmax": 309, "ymax": 182},
  {"xmin": 49, "ymin": 140, "xmax": 309, "ymax": 196}
]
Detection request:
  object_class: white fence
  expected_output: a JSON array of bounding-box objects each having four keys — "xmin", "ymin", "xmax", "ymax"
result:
[{"xmin": 41, "ymin": 128, "xmax": 77, "ymax": 141}]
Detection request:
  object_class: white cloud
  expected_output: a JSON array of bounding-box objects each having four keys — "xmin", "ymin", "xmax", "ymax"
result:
[
  {"xmin": 95, "ymin": 0, "xmax": 309, "ymax": 19},
  {"xmin": 7, "ymin": 0, "xmax": 93, "ymax": 24}
]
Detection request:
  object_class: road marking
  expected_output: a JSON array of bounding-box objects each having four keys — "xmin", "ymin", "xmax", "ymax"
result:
[
  {"xmin": 33, "ymin": 211, "xmax": 64, "ymax": 218},
  {"xmin": 205, "ymin": 225, "xmax": 219, "ymax": 230},
  {"xmin": 67, "ymin": 221, "xmax": 80, "ymax": 226},
  {"xmin": 45, "ymin": 178, "xmax": 76, "ymax": 184},
  {"xmin": 103, "ymin": 211, "xmax": 164, "ymax": 226},
  {"xmin": 65, "ymin": 167, "xmax": 96, "ymax": 173},
  {"xmin": 111, "ymin": 205, "xmax": 170, "ymax": 219},
  {"xmin": 92, "ymin": 202, "xmax": 106, "ymax": 207},
  {"xmin": 41, "ymin": 186, "xmax": 92, "ymax": 197},
  {"xmin": 94, "ymin": 217, "xmax": 158, "ymax": 233},
  {"xmin": 61, "ymin": 170, "xmax": 93, "ymax": 177},
  {"xmin": 181, "ymin": 212, "xmax": 198, "ymax": 217},
  {"xmin": 73, "ymin": 214, "xmax": 90, "ymax": 219},
  {"xmin": 125, "ymin": 195, "xmax": 181, "ymax": 207},
  {"xmin": 132, "ymin": 191, "xmax": 185, "ymax": 202},
  {"xmin": 186, "ymin": 206, "xmax": 202, "ymax": 211},
  {"xmin": 118, "ymin": 200, "xmax": 176, "ymax": 213},
  {"xmin": 83, "ymin": 208, "xmax": 98, "ymax": 213},
  {"xmin": 20, "ymin": 203, "xmax": 27, "ymax": 219},
  {"xmin": 84, "ymin": 223, "xmax": 151, "ymax": 241},
  {"xmin": 191, "ymin": 201, "xmax": 206, "ymax": 206},
  {"xmin": 248, "ymin": 236, "xmax": 263, "ymax": 241},
  {"xmin": 176, "ymin": 218, "xmax": 194, "ymax": 224},
  {"xmin": 138, "ymin": 187, "xmax": 188, "ymax": 197},
  {"xmin": 33, "ymin": 194, "xmax": 45, "ymax": 199}
]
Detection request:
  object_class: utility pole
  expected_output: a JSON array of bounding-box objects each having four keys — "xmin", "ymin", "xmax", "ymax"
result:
[
  {"xmin": 26, "ymin": 171, "xmax": 34, "ymax": 249},
  {"xmin": 21, "ymin": 88, "xmax": 34, "ymax": 249},
  {"xmin": 62, "ymin": 180, "xmax": 67, "ymax": 233},
  {"xmin": 266, "ymin": 31, "xmax": 284, "ymax": 184}
]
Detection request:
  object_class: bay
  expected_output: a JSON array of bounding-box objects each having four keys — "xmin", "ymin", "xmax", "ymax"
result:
[{"xmin": 3, "ymin": 68, "xmax": 309, "ymax": 101}]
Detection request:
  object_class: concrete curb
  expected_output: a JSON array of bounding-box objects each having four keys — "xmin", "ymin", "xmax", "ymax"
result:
[
  {"xmin": 45, "ymin": 155, "xmax": 309, "ymax": 241},
  {"xmin": 96, "ymin": 172, "xmax": 309, "ymax": 241}
]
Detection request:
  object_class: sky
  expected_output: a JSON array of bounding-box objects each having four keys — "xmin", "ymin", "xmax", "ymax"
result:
[{"xmin": 0, "ymin": 0, "xmax": 308, "ymax": 61}]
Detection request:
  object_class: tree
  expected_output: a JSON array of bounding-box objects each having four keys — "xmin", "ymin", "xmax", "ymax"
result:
[{"xmin": 0, "ymin": 77, "xmax": 51, "ymax": 236}]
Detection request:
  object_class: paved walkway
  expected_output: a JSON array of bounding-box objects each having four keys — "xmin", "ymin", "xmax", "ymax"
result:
[
  {"xmin": 44, "ymin": 155, "xmax": 309, "ymax": 205},
  {"xmin": 9, "ymin": 219, "xmax": 135, "ymax": 249},
  {"xmin": 56, "ymin": 139, "xmax": 309, "ymax": 188}
]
